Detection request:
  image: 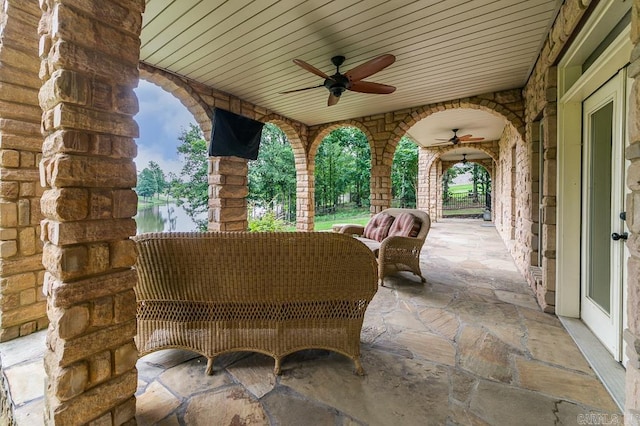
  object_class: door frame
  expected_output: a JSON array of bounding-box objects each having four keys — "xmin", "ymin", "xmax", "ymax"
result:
[
  {"xmin": 556, "ymin": 0, "xmax": 631, "ymax": 318},
  {"xmin": 579, "ymin": 71, "xmax": 626, "ymax": 360}
]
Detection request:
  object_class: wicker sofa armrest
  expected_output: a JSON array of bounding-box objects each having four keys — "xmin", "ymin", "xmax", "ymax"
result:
[
  {"xmin": 379, "ymin": 235, "xmax": 425, "ymax": 259},
  {"xmin": 338, "ymin": 224, "xmax": 365, "ymax": 236},
  {"xmin": 377, "ymin": 234, "xmax": 427, "ymax": 285}
]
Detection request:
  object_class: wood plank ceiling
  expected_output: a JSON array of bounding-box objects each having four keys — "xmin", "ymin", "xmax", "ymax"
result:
[{"xmin": 140, "ymin": 0, "xmax": 561, "ymax": 146}]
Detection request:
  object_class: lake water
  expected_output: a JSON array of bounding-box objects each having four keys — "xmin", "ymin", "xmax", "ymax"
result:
[{"xmin": 135, "ymin": 202, "xmax": 204, "ymax": 233}]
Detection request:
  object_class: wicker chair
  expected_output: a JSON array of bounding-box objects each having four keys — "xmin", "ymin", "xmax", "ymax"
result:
[
  {"xmin": 133, "ymin": 231, "xmax": 378, "ymax": 376},
  {"xmin": 338, "ymin": 208, "xmax": 431, "ymax": 285}
]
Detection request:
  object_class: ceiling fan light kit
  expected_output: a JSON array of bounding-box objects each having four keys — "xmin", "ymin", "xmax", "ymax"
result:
[{"xmin": 282, "ymin": 54, "xmax": 396, "ymax": 106}]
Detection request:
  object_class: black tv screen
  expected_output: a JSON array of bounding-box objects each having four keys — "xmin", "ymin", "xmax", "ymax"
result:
[{"xmin": 208, "ymin": 108, "xmax": 265, "ymax": 160}]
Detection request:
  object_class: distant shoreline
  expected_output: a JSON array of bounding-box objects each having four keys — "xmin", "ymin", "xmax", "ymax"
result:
[{"xmin": 137, "ymin": 195, "xmax": 176, "ymax": 209}]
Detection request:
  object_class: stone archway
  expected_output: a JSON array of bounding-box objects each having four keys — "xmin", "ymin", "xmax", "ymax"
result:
[
  {"xmin": 421, "ymin": 143, "xmax": 499, "ymax": 220},
  {"xmin": 306, "ymin": 122, "xmax": 375, "ymax": 227},
  {"xmin": 139, "ymin": 63, "xmax": 213, "ymax": 141},
  {"xmin": 308, "ymin": 120, "xmax": 375, "ymax": 162},
  {"xmin": 385, "ymin": 91, "xmax": 524, "ymax": 165},
  {"xmin": 257, "ymin": 115, "xmax": 313, "ymax": 231},
  {"xmin": 440, "ymin": 156, "xmax": 495, "ymax": 220}
]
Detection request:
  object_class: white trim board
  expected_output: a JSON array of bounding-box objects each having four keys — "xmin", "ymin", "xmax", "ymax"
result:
[{"xmin": 559, "ymin": 315, "xmax": 625, "ymax": 411}]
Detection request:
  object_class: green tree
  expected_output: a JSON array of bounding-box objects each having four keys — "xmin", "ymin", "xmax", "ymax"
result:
[
  {"xmin": 391, "ymin": 137, "xmax": 418, "ymax": 207},
  {"xmin": 442, "ymin": 165, "xmax": 468, "ymax": 201},
  {"xmin": 314, "ymin": 127, "xmax": 370, "ymax": 213},
  {"xmin": 136, "ymin": 168, "xmax": 156, "ymax": 200},
  {"xmin": 248, "ymin": 123, "xmax": 297, "ymax": 222},
  {"xmin": 148, "ymin": 161, "xmax": 168, "ymax": 199},
  {"xmin": 169, "ymin": 124, "xmax": 209, "ymax": 230},
  {"xmin": 477, "ymin": 164, "xmax": 491, "ymax": 194}
]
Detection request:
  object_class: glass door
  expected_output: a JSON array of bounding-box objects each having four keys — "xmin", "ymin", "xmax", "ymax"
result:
[{"xmin": 580, "ymin": 69, "xmax": 627, "ymax": 361}]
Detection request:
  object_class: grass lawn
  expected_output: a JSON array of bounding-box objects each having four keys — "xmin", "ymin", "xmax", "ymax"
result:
[
  {"xmin": 284, "ymin": 208, "xmax": 372, "ymax": 231},
  {"xmin": 314, "ymin": 213, "xmax": 371, "ymax": 231},
  {"xmin": 442, "ymin": 207, "xmax": 484, "ymax": 216},
  {"xmin": 448, "ymin": 183, "xmax": 473, "ymax": 194}
]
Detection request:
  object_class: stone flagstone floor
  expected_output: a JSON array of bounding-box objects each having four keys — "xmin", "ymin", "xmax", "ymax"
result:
[{"xmin": 0, "ymin": 219, "xmax": 622, "ymax": 425}]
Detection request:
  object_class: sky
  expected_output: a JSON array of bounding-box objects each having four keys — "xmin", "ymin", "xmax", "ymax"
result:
[{"xmin": 133, "ymin": 80, "xmax": 196, "ymax": 176}]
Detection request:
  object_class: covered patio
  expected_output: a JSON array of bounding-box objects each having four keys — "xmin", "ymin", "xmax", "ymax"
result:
[
  {"xmin": 2, "ymin": 220, "xmax": 620, "ymax": 424},
  {"xmin": 0, "ymin": 0, "xmax": 639, "ymax": 424}
]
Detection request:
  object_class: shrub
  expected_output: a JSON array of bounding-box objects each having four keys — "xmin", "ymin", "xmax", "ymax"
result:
[{"xmin": 248, "ymin": 211, "xmax": 286, "ymax": 232}]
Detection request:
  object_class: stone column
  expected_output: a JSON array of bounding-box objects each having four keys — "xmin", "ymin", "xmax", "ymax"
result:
[
  {"xmin": 625, "ymin": 1, "xmax": 640, "ymax": 418},
  {"xmin": 38, "ymin": 0, "xmax": 143, "ymax": 424},
  {"xmin": 416, "ymin": 147, "xmax": 429, "ymax": 212},
  {"xmin": 295, "ymin": 166, "xmax": 314, "ymax": 231},
  {"xmin": 208, "ymin": 156, "xmax": 248, "ymax": 231},
  {"xmin": 370, "ymin": 164, "xmax": 391, "ymax": 214},
  {"xmin": 0, "ymin": 1, "xmax": 47, "ymax": 340}
]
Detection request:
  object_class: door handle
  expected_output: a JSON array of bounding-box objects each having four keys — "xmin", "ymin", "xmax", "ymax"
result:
[{"xmin": 611, "ymin": 232, "xmax": 628, "ymax": 241}]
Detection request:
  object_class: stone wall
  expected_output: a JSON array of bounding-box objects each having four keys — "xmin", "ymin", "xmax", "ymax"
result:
[
  {"xmin": 624, "ymin": 0, "xmax": 640, "ymax": 419},
  {"xmin": 37, "ymin": 0, "xmax": 144, "ymax": 423},
  {"xmin": 522, "ymin": 0, "xmax": 592, "ymax": 314},
  {"xmin": 493, "ymin": 125, "xmax": 529, "ymax": 271},
  {"xmin": 0, "ymin": 1, "xmax": 47, "ymax": 341}
]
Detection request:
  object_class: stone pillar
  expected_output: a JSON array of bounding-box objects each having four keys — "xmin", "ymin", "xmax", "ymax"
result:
[
  {"xmin": 625, "ymin": 1, "xmax": 640, "ymax": 418},
  {"xmin": 0, "ymin": 1, "xmax": 47, "ymax": 341},
  {"xmin": 417, "ymin": 147, "xmax": 430, "ymax": 212},
  {"xmin": 296, "ymin": 166, "xmax": 314, "ymax": 231},
  {"xmin": 370, "ymin": 164, "xmax": 391, "ymax": 214},
  {"xmin": 208, "ymin": 156, "xmax": 248, "ymax": 231},
  {"xmin": 429, "ymin": 160, "xmax": 441, "ymax": 220},
  {"xmin": 38, "ymin": 0, "xmax": 143, "ymax": 424}
]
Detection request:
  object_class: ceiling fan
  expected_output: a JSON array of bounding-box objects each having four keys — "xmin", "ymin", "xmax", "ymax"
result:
[
  {"xmin": 280, "ymin": 54, "xmax": 396, "ymax": 106},
  {"xmin": 433, "ymin": 129, "xmax": 485, "ymax": 146}
]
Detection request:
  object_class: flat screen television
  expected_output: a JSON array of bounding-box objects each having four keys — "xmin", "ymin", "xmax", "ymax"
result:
[{"xmin": 208, "ymin": 108, "xmax": 265, "ymax": 160}]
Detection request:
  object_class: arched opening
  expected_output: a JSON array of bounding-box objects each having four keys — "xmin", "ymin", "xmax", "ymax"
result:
[
  {"xmin": 440, "ymin": 151, "xmax": 493, "ymax": 219},
  {"xmin": 391, "ymin": 137, "xmax": 419, "ymax": 208},
  {"xmin": 133, "ymin": 80, "xmax": 205, "ymax": 233},
  {"xmin": 247, "ymin": 123, "xmax": 297, "ymax": 231},
  {"xmin": 313, "ymin": 127, "xmax": 371, "ymax": 230},
  {"xmin": 402, "ymin": 109, "xmax": 502, "ymax": 221}
]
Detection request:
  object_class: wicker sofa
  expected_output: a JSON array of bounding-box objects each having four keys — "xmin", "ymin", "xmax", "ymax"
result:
[
  {"xmin": 132, "ymin": 231, "xmax": 378, "ymax": 376},
  {"xmin": 338, "ymin": 208, "xmax": 431, "ymax": 285}
]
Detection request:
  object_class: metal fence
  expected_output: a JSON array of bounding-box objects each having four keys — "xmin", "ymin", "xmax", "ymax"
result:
[{"xmin": 443, "ymin": 192, "xmax": 490, "ymax": 212}]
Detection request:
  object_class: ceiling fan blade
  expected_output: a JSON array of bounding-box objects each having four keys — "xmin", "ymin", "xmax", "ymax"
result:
[
  {"xmin": 328, "ymin": 93, "xmax": 340, "ymax": 106},
  {"xmin": 349, "ymin": 80, "xmax": 396, "ymax": 94},
  {"xmin": 431, "ymin": 141, "xmax": 452, "ymax": 146},
  {"xmin": 293, "ymin": 59, "xmax": 330, "ymax": 80},
  {"xmin": 279, "ymin": 84, "xmax": 325, "ymax": 94},
  {"xmin": 344, "ymin": 54, "xmax": 395, "ymax": 82},
  {"xmin": 457, "ymin": 134, "xmax": 473, "ymax": 139},
  {"xmin": 460, "ymin": 138, "xmax": 486, "ymax": 142}
]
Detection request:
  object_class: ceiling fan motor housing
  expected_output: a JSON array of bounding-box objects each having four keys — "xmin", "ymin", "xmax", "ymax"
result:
[{"xmin": 325, "ymin": 73, "xmax": 350, "ymax": 97}]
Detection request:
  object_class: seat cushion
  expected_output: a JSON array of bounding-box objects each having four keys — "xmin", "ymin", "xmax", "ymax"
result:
[
  {"xmin": 387, "ymin": 212, "xmax": 421, "ymax": 238},
  {"xmin": 363, "ymin": 213, "xmax": 395, "ymax": 242},
  {"xmin": 355, "ymin": 237, "xmax": 381, "ymax": 256}
]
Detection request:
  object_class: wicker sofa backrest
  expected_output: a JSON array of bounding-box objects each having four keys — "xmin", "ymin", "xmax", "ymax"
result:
[{"xmin": 133, "ymin": 231, "xmax": 378, "ymax": 303}]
